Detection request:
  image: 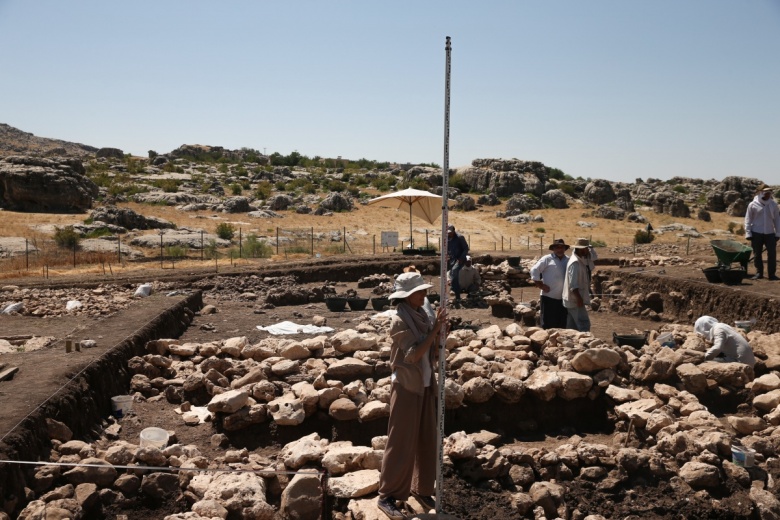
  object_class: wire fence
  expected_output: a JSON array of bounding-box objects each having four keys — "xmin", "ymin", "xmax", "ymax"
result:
[{"xmin": 0, "ymin": 226, "xmax": 714, "ymax": 279}]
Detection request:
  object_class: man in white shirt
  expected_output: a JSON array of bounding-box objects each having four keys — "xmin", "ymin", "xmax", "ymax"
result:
[
  {"xmin": 530, "ymin": 239, "xmax": 570, "ymax": 329},
  {"xmin": 562, "ymin": 238, "xmax": 594, "ymax": 332},
  {"xmin": 744, "ymin": 183, "xmax": 780, "ymax": 281}
]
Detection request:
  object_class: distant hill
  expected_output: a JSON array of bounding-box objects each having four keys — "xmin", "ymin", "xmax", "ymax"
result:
[{"xmin": 0, "ymin": 123, "xmax": 98, "ymax": 158}]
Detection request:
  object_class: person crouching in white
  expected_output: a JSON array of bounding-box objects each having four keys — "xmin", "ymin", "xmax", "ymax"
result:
[
  {"xmin": 458, "ymin": 255, "xmax": 481, "ymax": 295},
  {"xmin": 694, "ymin": 316, "xmax": 756, "ymax": 367}
]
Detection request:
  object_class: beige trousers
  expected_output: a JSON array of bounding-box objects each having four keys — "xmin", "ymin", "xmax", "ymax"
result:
[{"xmin": 378, "ymin": 382, "xmax": 437, "ymax": 501}]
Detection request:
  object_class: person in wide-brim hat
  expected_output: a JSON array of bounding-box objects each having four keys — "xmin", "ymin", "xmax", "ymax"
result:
[
  {"xmin": 388, "ymin": 272, "xmax": 433, "ymax": 301},
  {"xmin": 756, "ymin": 183, "xmax": 773, "ymax": 193},
  {"xmin": 548, "ymin": 239, "xmax": 570, "ymax": 251},
  {"xmin": 573, "ymin": 238, "xmax": 590, "ymax": 250}
]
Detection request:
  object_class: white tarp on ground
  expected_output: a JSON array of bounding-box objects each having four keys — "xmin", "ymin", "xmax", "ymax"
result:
[{"xmin": 256, "ymin": 321, "xmax": 335, "ymax": 335}]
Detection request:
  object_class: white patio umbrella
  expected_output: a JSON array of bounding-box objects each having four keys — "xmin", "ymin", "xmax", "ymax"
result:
[{"xmin": 367, "ymin": 188, "xmax": 445, "ymax": 248}]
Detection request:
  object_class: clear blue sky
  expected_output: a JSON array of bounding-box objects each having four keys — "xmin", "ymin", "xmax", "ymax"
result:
[{"xmin": 1, "ymin": 0, "xmax": 778, "ymax": 183}]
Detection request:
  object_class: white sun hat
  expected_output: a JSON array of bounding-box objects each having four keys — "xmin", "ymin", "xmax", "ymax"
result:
[{"xmin": 388, "ymin": 272, "xmax": 433, "ymax": 300}]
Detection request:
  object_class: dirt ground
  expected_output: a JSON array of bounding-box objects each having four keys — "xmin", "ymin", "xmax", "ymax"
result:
[{"xmin": 1, "ymin": 251, "xmax": 779, "ymax": 519}]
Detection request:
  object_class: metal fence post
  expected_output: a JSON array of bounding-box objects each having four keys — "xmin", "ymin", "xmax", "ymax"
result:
[
  {"xmin": 276, "ymin": 227, "xmax": 279, "ymax": 255},
  {"xmin": 239, "ymin": 227, "xmax": 243, "ymax": 260},
  {"xmin": 25, "ymin": 239, "xmax": 29, "ymax": 270},
  {"xmin": 311, "ymin": 227, "xmax": 314, "ymax": 257}
]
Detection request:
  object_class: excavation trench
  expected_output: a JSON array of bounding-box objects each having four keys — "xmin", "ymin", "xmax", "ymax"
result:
[{"xmin": 0, "ymin": 262, "xmax": 772, "ymax": 518}]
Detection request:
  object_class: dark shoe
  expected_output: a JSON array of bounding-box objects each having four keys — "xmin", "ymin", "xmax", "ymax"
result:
[
  {"xmin": 377, "ymin": 497, "xmax": 407, "ymax": 520},
  {"xmin": 411, "ymin": 491, "xmax": 436, "ymax": 511},
  {"xmin": 770, "ymin": 276, "xmax": 780, "ymax": 281},
  {"xmin": 750, "ymin": 274, "xmax": 763, "ymax": 280}
]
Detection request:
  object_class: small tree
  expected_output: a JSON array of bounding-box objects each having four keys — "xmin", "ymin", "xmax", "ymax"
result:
[
  {"xmin": 216, "ymin": 223, "xmax": 236, "ymax": 240},
  {"xmin": 53, "ymin": 226, "xmax": 80, "ymax": 249},
  {"xmin": 255, "ymin": 180, "xmax": 272, "ymax": 200},
  {"xmin": 634, "ymin": 229, "xmax": 655, "ymax": 244}
]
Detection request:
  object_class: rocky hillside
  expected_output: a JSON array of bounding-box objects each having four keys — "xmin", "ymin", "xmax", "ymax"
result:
[{"xmin": 0, "ymin": 123, "xmax": 97, "ymax": 158}]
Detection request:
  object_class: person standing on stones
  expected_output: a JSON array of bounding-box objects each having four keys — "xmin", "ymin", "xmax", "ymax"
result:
[
  {"xmin": 562, "ymin": 238, "xmax": 594, "ymax": 332},
  {"xmin": 530, "ymin": 238, "xmax": 570, "ymax": 329},
  {"xmin": 744, "ymin": 183, "xmax": 780, "ymax": 280},
  {"xmin": 446, "ymin": 224, "xmax": 469, "ymax": 304},
  {"xmin": 377, "ymin": 272, "xmax": 447, "ymax": 519}
]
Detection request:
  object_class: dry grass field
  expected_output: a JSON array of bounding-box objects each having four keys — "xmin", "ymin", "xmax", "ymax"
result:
[{"xmin": 0, "ymin": 194, "xmax": 746, "ymax": 281}]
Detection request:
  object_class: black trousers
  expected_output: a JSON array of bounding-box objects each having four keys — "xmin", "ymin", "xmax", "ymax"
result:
[
  {"xmin": 750, "ymin": 233, "xmax": 777, "ymax": 277},
  {"xmin": 540, "ymin": 295, "xmax": 568, "ymax": 329}
]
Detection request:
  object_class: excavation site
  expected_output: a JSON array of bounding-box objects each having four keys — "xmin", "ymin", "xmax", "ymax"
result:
[{"xmin": 1, "ymin": 250, "xmax": 780, "ymax": 520}]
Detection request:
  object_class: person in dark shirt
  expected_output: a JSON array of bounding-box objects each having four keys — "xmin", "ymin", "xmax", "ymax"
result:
[{"xmin": 446, "ymin": 225, "xmax": 469, "ymax": 303}]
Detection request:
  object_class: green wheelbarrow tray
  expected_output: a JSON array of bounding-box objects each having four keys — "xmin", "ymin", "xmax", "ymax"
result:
[{"xmin": 711, "ymin": 240, "xmax": 753, "ymax": 270}]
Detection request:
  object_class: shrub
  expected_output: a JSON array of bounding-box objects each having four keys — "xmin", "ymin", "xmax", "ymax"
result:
[
  {"xmin": 85, "ymin": 228, "xmax": 113, "ymax": 239},
  {"xmin": 153, "ymin": 179, "xmax": 180, "ymax": 193},
  {"xmin": 535, "ymin": 227, "xmax": 546, "ymax": 233},
  {"xmin": 255, "ymin": 181, "xmax": 272, "ymax": 199},
  {"xmin": 449, "ymin": 173, "xmax": 470, "ymax": 193},
  {"xmin": 672, "ymin": 184, "xmax": 689, "ymax": 194},
  {"xmin": 634, "ymin": 230, "xmax": 655, "ymax": 244},
  {"xmin": 216, "ymin": 223, "xmax": 236, "ymax": 240},
  {"xmin": 204, "ymin": 239, "xmax": 219, "ymax": 259},
  {"xmin": 165, "ymin": 245, "xmax": 189, "ymax": 259},
  {"xmin": 230, "ymin": 183, "xmax": 243, "ymax": 196},
  {"xmin": 53, "ymin": 226, "xmax": 80, "ymax": 249},
  {"xmin": 242, "ymin": 235, "xmax": 273, "ymax": 258},
  {"xmin": 558, "ymin": 181, "xmax": 577, "ymax": 197}
]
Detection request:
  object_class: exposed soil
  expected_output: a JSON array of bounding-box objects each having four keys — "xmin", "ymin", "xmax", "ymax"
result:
[{"xmin": 1, "ymin": 253, "xmax": 778, "ymax": 519}]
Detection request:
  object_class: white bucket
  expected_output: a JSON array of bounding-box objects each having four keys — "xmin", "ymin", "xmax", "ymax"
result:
[
  {"xmin": 734, "ymin": 320, "xmax": 752, "ymax": 333},
  {"xmin": 657, "ymin": 332, "xmax": 675, "ymax": 348},
  {"xmin": 110, "ymin": 395, "xmax": 133, "ymax": 418},
  {"xmin": 140, "ymin": 427, "xmax": 169, "ymax": 449},
  {"xmin": 731, "ymin": 445, "xmax": 755, "ymax": 467}
]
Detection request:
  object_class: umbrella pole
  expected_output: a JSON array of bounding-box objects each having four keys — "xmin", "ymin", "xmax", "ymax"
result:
[
  {"xmin": 435, "ymin": 35, "xmax": 451, "ymax": 515},
  {"xmin": 410, "ymin": 203, "xmax": 413, "ymax": 249}
]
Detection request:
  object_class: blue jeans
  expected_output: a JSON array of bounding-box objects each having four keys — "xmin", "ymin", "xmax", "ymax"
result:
[
  {"xmin": 449, "ymin": 261, "xmax": 463, "ymax": 298},
  {"xmin": 566, "ymin": 306, "xmax": 591, "ymax": 332}
]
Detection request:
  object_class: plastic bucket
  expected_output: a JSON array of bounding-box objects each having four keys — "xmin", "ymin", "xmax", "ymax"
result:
[
  {"xmin": 735, "ymin": 321, "xmax": 752, "ymax": 333},
  {"xmin": 731, "ymin": 446, "xmax": 755, "ymax": 467},
  {"xmin": 110, "ymin": 395, "xmax": 133, "ymax": 418},
  {"xmin": 140, "ymin": 427, "xmax": 169, "ymax": 449},
  {"xmin": 657, "ymin": 332, "xmax": 675, "ymax": 348}
]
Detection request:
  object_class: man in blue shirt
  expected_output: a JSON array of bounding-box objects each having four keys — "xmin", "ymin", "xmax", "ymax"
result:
[{"xmin": 446, "ymin": 225, "xmax": 469, "ymax": 303}]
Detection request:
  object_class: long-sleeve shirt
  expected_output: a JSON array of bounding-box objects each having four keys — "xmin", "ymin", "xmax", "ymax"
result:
[
  {"xmin": 562, "ymin": 253, "xmax": 591, "ymax": 309},
  {"xmin": 447, "ymin": 233, "xmax": 469, "ymax": 264},
  {"xmin": 389, "ymin": 315, "xmax": 436, "ymax": 395},
  {"xmin": 530, "ymin": 253, "xmax": 569, "ymax": 300},
  {"xmin": 745, "ymin": 195, "xmax": 780, "ymax": 238},
  {"xmin": 704, "ymin": 323, "xmax": 756, "ymax": 367},
  {"xmin": 458, "ymin": 265, "xmax": 481, "ymax": 289}
]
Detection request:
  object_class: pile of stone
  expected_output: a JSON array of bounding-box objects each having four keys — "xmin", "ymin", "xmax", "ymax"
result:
[
  {"xmin": 616, "ymin": 255, "xmax": 694, "ymax": 268},
  {"xmin": 481, "ymin": 260, "xmax": 530, "ymax": 287},
  {"xmin": 0, "ymin": 284, "xmax": 155, "ymax": 319},
  {"xmin": 21, "ymin": 318, "xmax": 780, "ymax": 518}
]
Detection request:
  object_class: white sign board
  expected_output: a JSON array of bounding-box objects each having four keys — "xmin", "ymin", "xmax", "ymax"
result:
[{"xmin": 381, "ymin": 231, "xmax": 399, "ymax": 247}]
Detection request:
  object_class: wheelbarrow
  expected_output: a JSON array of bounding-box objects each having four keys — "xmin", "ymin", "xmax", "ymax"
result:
[{"xmin": 710, "ymin": 240, "xmax": 753, "ymax": 271}]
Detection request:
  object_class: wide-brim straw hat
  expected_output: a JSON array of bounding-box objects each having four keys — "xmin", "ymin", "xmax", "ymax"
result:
[
  {"xmin": 388, "ymin": 272, "xmax": 433, "ymax": 300},
  {"xmin": 757, "ymin": 183, "xmax": 772, "ymax": 193},
  {"xmin": 402, "ymin": 264, "xmax": 418, "ymax": 273},
  {"xmin": 548, "ymin": 239, "xmax": 570, "ymax": 251},
  {"xmin": 573, "ymin": 238, "xmax": 590, "ymax": 249}
]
